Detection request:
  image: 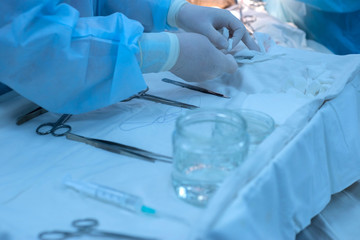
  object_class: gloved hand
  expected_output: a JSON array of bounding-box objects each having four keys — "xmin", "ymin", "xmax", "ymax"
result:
[
  {"xmin": 174, "ymin": 2, "xmax": 260, "ymax": 51},
  {"xmin": 137, "ymin": 32, "xmax": 237, "ymax": 82},
  {"xmin": 170, "ymin": 32, "xmax": 238, "ymax": 82}
]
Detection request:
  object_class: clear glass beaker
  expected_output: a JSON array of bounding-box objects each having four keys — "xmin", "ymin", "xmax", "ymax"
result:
[
  {"xmin": 239, "ymin": 109, "xmax": 275, "ymax": 155},
  {"xmin": 172, "ymin": 108, "xmax": 249, "ymax": 207}
]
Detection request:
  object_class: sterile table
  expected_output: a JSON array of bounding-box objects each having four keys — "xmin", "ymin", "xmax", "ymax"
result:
[{"xmin": 1, "ymin": 4, "xmax": 360, "ymax": 240}]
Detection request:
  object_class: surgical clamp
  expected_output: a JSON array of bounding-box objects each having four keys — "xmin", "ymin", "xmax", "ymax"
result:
[
  {"xmin": 123, "ymin": 88, "xmax": 198, "ymax": 110},
  {"xmin": 17, "ymin": 87, "xmax": 198, "ymax": 127},
  {"xmin": 39, "ymin": 218, "xmax": 158, "ymax": 240}
]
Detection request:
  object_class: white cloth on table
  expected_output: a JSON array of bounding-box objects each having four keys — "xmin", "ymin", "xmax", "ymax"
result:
[{"xmin": 1, "ymin": 42, "xmax": 360, "ymax": 240}]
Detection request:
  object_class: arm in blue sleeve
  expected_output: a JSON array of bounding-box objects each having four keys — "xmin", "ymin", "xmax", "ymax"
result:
[
  {"xmin": 0, "ymin": 0, "xmax": 148, "ymax": 114},
  {"xmin": 96, "ymin": 0, "xmax": 172, "ymax": 32}
]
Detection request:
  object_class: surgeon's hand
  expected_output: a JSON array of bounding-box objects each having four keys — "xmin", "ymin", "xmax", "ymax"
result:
[
  {"xmin": 176, "ymin": 3, "xmax": 260, "ymax": 51},
  {"xmin": 170, "ymin": 32, "xmax": 238, "ymax": 82}
]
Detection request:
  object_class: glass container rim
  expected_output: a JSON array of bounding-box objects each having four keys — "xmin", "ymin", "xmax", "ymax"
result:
[
  {"xmin": 239, "ymin": 108, "xmax": 275, "ymax": 134},
  {"xmin": 175, "ymin": 108, "xmax": 248, "ymax": 140}
]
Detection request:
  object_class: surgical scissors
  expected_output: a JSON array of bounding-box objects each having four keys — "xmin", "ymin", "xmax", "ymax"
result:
[
  {"xmin": 38, "ymin": 218, "xmax": 158, "ymax": 240},
  {"xmin": 36, "ymin": 114, "xmax": 72, "ymax": 137},
  {"xmin": 123, "ymin": 88, "xmax": 198, "ymax": 109}
]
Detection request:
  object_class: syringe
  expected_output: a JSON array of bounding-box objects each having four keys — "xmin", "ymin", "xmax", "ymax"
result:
[{"xmin": 64, "ymin": 178, "xmax": 157, "ymax": 216}]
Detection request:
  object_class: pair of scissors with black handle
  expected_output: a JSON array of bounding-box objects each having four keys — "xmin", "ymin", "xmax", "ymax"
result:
[
  {"xmin": 39, "ymin": 218, "xmax": 158, "ymax": 240},
  {"xmin": 36, "ymin": 114, "xmax": 72, "ymax": 137}
]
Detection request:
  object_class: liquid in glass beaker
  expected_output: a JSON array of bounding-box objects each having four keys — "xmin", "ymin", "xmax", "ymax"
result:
[{"xmin": 172, "ymin": 108, "xmax": 249, "ymax": 207}]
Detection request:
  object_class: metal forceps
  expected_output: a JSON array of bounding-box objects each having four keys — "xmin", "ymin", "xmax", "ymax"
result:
[
  {"xmin": 162, "ymin": 78, "xmax": 230, "ymax": 98},
  {"xmin": 16, "ymin": 106, "xmax": 48, "ymax": 125},
  {"xmin": 123, "ymin": 88, "xmax": 198, "ymax": 110},
  {"xmin": 38, "ymin": 218, "xmax": 158, "ymax": 240},
  {"xmin": 237, "ymin": 0, "xmax": 258, "ymax": 36},
  {"xmin": 36, "ymin": 114, "xmax": 72, "ymax": 137},
  {"xmin": 66, "ymin": 133, "xmax": 173, "ymax": 163}
]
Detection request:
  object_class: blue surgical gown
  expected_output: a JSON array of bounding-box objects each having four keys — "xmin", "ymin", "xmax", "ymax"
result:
[
  {"xmin": 0, "ymin": 83, "xmax": 11, "ymax": 96},
  {"xmin": 0, "ymin": 0, "xmax": 172, "ymax": 113},
  {"xmin": 265, "ymin": 0, "xmax": 360, "ymax": 55}
]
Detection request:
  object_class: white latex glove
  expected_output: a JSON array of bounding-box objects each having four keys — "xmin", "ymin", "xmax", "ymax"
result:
[
  {"xmin": 175, "ymin": 3, "xmax": 260, "ymax": 51},
  {"xmin": 170, "ymin": 32, "xmax": 238, "ymax": 82}
]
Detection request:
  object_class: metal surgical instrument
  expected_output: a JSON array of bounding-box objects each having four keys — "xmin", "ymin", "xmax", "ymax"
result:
[
  {"xmin": 162, "ymin": 78, "xmax": 230, "ymax": 99},
  {"xmin": 16, "ymin": 106, "xmax": 48, "ymax": 125},
  {"xmin": 36, "ymin": 114, "xmax": 72, "ymax": 137},
  {"xmin": 17, "ymin": 88, "xmax": 197, "ymax": 127},
  {"xmin": 38, "ymin": 218, "xmax": 158, "ymax": 240},
  {"xmin": 34, "ymin": 114, "xmax": 171, "ymax": 163},
  {"xmin": 66, "ymin": 133, "xmax": 173, "ymax": 163},
  {"xmin": 123, "ymin": 88, "xmax": 198, "ymax": 109},
  {"xmin": 237, "ymin": 0, "xmax": 260, "ymax": 36}
]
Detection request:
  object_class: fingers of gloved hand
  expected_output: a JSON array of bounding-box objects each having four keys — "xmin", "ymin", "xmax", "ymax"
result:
[
  {"xmin": 206, "ymin": 26, "xmax": 229, "ymax": 50},
  {"xmin": 216, "ymin": 12, "xmax": 260, "ymax": 51},
  {"xmin": 177, "ymin": 5, "xmax": 231, "ymax": 49},
  {"xmin": 170, "ymin": 33, "xmax": 238, "ymax": 82},
  {"xmin": 176, "ymin": 4, "xmax": 259, "ymax": 51},
  {"xmin": 224, "ymin": 54, "xmax": 238, "ymax": 74},
  {"xmin": 240, "ymin": 31, "xmax": 260, "ymax": 51},
  {"xmin": 231, "ymin": 28, "xmax": 260, "ymax": 51},
  {"xmin": 228, "ymin": 23, "xmax": 246, "ymax": 48}
]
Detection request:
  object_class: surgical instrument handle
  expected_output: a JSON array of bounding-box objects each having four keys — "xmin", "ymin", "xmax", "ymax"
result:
[{"xmin": 36, "ymin": 114, "xmax": 72, "ymax": 137}]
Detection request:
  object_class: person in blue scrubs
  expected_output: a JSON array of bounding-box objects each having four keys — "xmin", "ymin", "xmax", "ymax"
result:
[
  {"xmin": 0, "ymin": 0, "xmax": 258, "ymax": 113},
  {"xmin": 264, "ymin": 0, "xmax": 360, "ymax": 55}
]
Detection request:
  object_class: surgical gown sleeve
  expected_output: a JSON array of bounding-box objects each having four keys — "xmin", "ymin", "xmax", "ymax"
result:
[
  {"xmin": 96, "ymin": 0, "xmax": 172, "ymax": 32},
  {"xmin": 0, "ymin": 1, "xmax": 149, "ymax": 114}
]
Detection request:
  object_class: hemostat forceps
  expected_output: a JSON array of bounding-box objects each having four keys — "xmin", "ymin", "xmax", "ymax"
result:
[
  {"xmin": 39, "ymin": 218, "xmax": 158, "ymax": 240},
  {"xmin": 123, "ymin": 88, "xmax": 198, "ymax": 110}
]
